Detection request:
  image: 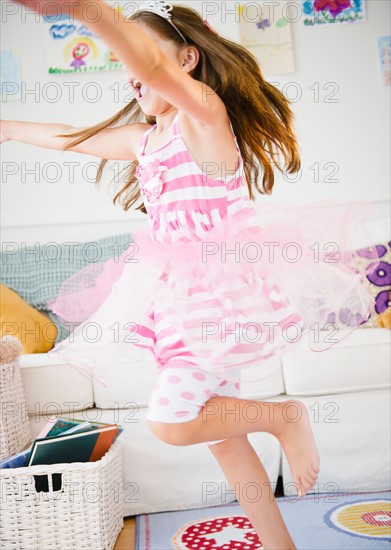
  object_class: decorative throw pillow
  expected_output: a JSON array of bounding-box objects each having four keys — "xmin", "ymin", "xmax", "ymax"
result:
[
  {"xmin": 0, "ymin": 285, "xmax": 57, "ymax": 353},
  {"xmin": 0, "ymin": 232, "xmax": 132, "ymax": 344},
  {"xmin": 321, "ymin": 241, "xmax": 391, "ymax": 329},
  {"xmin": 348, "ymin": 241, "xmax": 391, "ymax": 328}
]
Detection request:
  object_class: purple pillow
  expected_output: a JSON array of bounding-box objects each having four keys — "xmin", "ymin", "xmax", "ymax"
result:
[{"xmin": 347, "ymin": 241, "xmax": 391, "ymax": 327}]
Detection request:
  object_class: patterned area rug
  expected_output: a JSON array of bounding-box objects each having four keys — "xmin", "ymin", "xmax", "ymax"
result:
[{"xmin": 136, "ymin": 490, "xmax": 391, "ymax": 549}]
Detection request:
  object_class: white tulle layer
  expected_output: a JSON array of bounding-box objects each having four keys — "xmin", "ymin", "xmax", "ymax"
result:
[{"xmin": 47, "ymin": 199, "xmax": 380, "ymax": 386}]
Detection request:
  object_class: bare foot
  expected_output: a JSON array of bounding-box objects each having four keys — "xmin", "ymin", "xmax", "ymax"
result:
[{"xmin": 274, "ymin": 400, "xmax": 320, "ymax": 498}]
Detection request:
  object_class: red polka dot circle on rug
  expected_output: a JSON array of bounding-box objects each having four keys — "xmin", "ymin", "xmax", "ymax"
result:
[{"xmin": 171, "ymin": 515, "xmax": 263, "ymax": 549}]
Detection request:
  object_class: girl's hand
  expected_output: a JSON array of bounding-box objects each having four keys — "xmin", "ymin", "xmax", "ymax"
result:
[
  {"xmin": 0, "ymin": 122, "xmax": 10, "ymax": 144},
  {"xmin": 11, "ymin": 0, "xmax": 82, "ymax": 16}
]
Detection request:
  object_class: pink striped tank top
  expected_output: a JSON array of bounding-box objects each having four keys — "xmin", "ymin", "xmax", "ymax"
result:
[{"xmin": 135, "ymin": 112, "xmax": 257, "ymax": 243}]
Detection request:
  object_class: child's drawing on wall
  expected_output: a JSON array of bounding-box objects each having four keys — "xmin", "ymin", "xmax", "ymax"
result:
[
  {"xmin": 44, "ymin": 13, "xmax": 123, "ymax": 73},
  {"xmin": 0, "ymin": 50, "xmax": 22, "ymax": 101},
  {"xmin": 377, "ymin": 36, "xmax": 391, "ymax": 85},
  {"xmin": 302, "ymin": 0, "xmax": 366, "ymax": 26},
  {"xmin": 238, "ymin": 0, "xmax": 295, "ymax": 75},
  {"xmin": 64, "ymin": 37, "xmax": 98, "ymax": 68}
]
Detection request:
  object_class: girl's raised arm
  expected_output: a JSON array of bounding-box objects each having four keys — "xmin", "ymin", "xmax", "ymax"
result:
[
  {"xmin": 0, "ymin": 120, "xmax": 147, "ymax": 161},
  {"xmin": 14, "ymin": 0, "xmax": 226, "ymax": 126}
]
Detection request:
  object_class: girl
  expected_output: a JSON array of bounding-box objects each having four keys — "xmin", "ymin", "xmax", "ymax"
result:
[{"xmin": 3, "ymin": 2, "xmax": 378, "ymax": 548}]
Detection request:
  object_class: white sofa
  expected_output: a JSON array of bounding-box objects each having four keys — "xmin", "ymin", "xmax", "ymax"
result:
[{"xmin": 20, "ymin": 325, "xmax": 391, "ymax": 516}]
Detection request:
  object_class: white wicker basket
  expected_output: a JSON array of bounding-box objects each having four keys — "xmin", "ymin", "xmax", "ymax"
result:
[
  {"xmin": 0, "ymin": 437, "xmax": 124, "ymax": 550},
  {"xmin": 0, "ymin": 339, "xmax": 32, "ymax": 460}
]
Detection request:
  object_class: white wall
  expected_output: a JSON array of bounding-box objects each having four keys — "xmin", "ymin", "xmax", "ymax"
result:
[{"xmin": 1, "ymin": 0, "xmax": 390, "ymax": 244}]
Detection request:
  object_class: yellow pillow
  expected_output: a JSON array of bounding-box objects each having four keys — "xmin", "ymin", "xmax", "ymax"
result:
[{"xmin": 0, "ymin": 285, "xmax": 57, "ymax": 354}]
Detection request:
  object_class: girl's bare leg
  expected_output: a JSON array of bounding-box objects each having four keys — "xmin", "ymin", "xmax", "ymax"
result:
[
  {"xmin": 209, "ymin": 435, "xmax": 296, "ymax": 550},
  {"xmin": 148, "ymin": 397, "xmax": 320, "ymax": 497}
]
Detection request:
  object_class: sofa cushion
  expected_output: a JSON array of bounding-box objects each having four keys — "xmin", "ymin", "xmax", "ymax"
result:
[
  {"xmin": 240, "ymin": 355, "xmax": 285, "ymax": 399},
  {"xmin": 20, "ymin": 353, "xmax": 94, "ymax": 414},
  {"xmin": 18, "ymin": 348, "xmax": 285, "ymax": 414},
  {"xmin": 281, "ymin": 328, "xmax": 390, "ymax": 395},
  {"xmin": 279, "ymin": 390, "xmax": 390, "ymax": 494}
]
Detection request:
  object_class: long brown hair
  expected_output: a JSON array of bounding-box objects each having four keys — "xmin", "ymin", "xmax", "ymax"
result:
[{"xmin": 63, "ymin": 5, "xmax": 301, "ymax": 214}]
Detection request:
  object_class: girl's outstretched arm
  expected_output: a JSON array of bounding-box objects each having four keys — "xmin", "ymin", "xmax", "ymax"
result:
[
  {"xmin": 0, "ymin": 120, "xmax": 147, "ymax": 161},
  {"xmin": 15, "ymin": 0, "xmax": 226, "ymax": 126}
]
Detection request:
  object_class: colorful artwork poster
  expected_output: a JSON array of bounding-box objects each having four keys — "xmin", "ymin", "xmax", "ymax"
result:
[
  {"xmin": 377, "ymin": 36, "xmax": 391, "ymax": 85},
  {"xmin": 0, "ymin": 50, "xmax": 22, "ymax": 101},
  {"xmin": 302, "ymin": 0, "xmax": 366, "ymax": 26},
  {"xmin": 43, "ymin": 12, "xmax": 124, "ymax": 74},
  {"xmin": 238, "ymin": 1, "xmax": 295, "ymax": 75}
]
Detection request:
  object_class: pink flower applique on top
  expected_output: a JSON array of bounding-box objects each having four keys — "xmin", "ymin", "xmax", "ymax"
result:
[{"xmin": 136, "ymin": 158, "xmax": 168, "ymax": 202}]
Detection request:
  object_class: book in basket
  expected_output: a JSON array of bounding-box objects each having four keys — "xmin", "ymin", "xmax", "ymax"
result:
[{"xmin": 27, "ymin": 423, "xmax": 119, "ymax": 466}]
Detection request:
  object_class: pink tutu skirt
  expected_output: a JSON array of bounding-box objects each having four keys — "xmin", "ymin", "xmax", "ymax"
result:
[{"xmin": 47, "ymin": 199, "xmax": 381, "ymax": 387}]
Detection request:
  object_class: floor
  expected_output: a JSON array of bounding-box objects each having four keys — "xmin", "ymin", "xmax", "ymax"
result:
[
  {"xmin": 114, "ymin": 517, "xmax": 136, "ymax": 550},
  {"xmin": 113, "ymin": 476, "xmax": 285, "ymax": 549}
]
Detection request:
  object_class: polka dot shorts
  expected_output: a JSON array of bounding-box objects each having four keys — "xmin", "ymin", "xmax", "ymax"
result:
[{"xmin": 146, "ymin": 364, "xmax": 241, "ymax": 446}]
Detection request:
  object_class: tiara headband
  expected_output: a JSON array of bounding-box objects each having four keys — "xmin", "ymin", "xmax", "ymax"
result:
[{"xmin": 131, "ymin": 1, "xmax": 188, "ymax": 44}]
